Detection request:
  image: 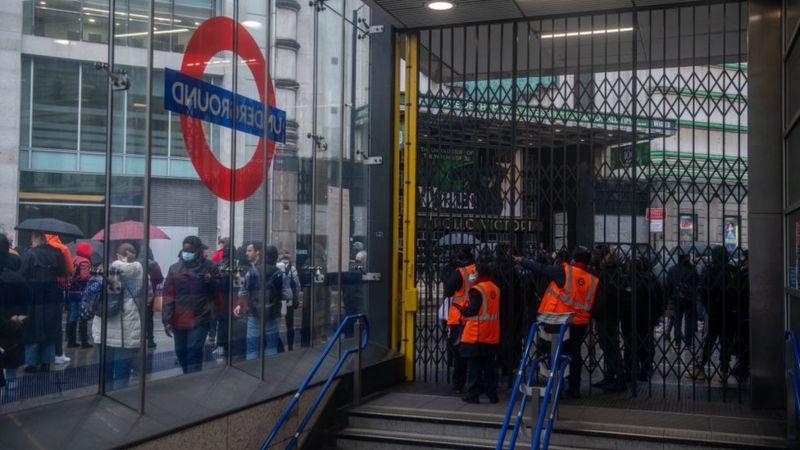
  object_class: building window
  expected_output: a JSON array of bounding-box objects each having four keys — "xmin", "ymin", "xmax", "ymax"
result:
[{"xmin": 31, "ymin": 57, "xmax": 80, "ymax": 151}]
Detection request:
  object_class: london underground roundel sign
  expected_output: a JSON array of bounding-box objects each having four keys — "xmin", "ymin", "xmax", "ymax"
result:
[{"xmin": 165, "ymin": 16, "xmax": 285, "ymax": 202}]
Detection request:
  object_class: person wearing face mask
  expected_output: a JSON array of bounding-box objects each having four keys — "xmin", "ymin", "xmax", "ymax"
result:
[{"xmin": 162, "ymin": 236, "xmax": 219, "ymax": 374}]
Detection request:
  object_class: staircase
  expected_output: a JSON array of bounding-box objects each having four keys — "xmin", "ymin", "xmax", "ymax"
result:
[{"xmin": 333, "ymin": 390, "xmax": 789, "ymax": 449}]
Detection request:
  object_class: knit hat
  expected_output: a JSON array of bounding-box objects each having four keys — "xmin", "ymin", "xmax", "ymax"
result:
[{"xmin": 76, "ymin": 241, "xmax": 93, "ymax": 258}]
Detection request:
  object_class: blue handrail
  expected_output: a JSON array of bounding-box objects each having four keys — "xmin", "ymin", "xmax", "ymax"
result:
[
  {"xmin": 497, "ymin": 319, "xmax": 571, "ymax": 450},
  {"xmin": 261, "ymin": 314, "xmax": 369, "ymax": 450},
  {"xmin": 786, "ymin": 330, "xmax": 800, "ymax": 430}
]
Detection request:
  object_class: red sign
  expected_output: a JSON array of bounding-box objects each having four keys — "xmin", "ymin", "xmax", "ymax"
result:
[
  {"xmin": 646, "ymin": 208, "xmax": 665, "ymax": 221},
  {"xmin": 179, "ymin": 16, "xmax": 277, "ymax": 201}
]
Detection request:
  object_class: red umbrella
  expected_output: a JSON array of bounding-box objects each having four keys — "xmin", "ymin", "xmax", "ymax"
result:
[{"xmin": 91, "ymin": 220, "xmax": 170, "ymax": 241}]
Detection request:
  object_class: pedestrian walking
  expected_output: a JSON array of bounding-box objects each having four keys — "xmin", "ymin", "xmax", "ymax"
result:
[{"xmin": 162, "ymin": 236, "xmax": 219, "ymax": 374}]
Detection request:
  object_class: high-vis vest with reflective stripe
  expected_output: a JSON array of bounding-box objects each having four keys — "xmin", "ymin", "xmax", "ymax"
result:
[
  {"xmin": 460, "ymin": 280, "xmax": 501, "ymax": 345},
  {"xmin": 447, "ymin": 264, "xmax": 476, "ymax": 326},
  {"xmin": 538, "ymin": 263, "xmax": 598, "ymax": 325}
]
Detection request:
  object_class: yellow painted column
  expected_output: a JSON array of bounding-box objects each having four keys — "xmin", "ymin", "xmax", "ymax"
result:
[{"xmin": 401, "ymin": 33, "xmax": 419, "ymax": 381}]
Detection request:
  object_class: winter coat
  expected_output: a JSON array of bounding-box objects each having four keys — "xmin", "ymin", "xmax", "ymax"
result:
[
  {"xmin": 162, "ymin": 257, "xmax": 219, "ymax": 330},
  {"xmin": 20, "ymin": 244, "xmax": 67, "ymax": 344},
  {"xmin": 0, "ymin": 266, "xmax": 31, "ymax": 369},
  {"xmin": 68, "ymin": 254, "xmax": 92, "ymax": 293},
  {"xmin": 92, "ymin": 260, "xmax": 144, "ymax": 348},
  {"xmin": 45, "ymin": 234, "xmax": 73, "ymax": 288}
]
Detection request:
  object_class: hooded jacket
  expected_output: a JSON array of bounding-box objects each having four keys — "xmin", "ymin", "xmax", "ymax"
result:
[{"xmin": 92, "ymin": 260, "xmax": 144, "ymax": 348}]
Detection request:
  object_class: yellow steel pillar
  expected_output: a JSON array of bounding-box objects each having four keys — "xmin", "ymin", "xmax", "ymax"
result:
[{"xmin": 400, "ymin": 32, "xmax": 418, "ymax": 381}]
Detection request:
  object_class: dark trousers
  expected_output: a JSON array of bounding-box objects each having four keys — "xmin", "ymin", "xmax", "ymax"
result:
[
  {"xmin": 173, "ymin": 324, "xmax": 209, "ymax": 374},
  {"xmin": 446, "ymin": 323, "xmax": 466, "ymax": 390},
  {"xmin": 465, "ymin": 355, "xmax": 497, "ymax": 400},
  {"xmin": 596, "ymin": 317, "xmax": 623, "ymax": 381},
  {"xmin": 146, "ymin": 300, "xmax": 155, "ymax": 343},
  {"xmin": 564, "ymin": 324, "xmax": 587, "ymax": 392},
  {"xmin": 285, "ymin": 307, "xmax": 295, "ymax": 350}
]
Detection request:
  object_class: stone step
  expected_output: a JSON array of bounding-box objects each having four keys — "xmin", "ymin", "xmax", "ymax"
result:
[{"xmin": 336, "ymin": 398, "xmax": 788, "ymax": 449}]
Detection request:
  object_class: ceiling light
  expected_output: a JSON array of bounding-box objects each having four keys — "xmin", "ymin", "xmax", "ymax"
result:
[
  {"xmin": 53, "ymin": 39, "xmax": 70, "ymax": 45},
  {"xmin": 426, "ymin": 1, "xmax": 454, "ymax": 11},
  {"xmin": 88, "ymin": 18, "xmax": 96, "ymax": 23},
  {"xmin": 242, "ymin": 20, "xmax": 262, "ymax": 28},
  {"xmin": 541, "ymin": 27, "xmax": 634, "ymax": 39},
  {"xmin": 114, "ymin": 28, "xmax": 189, "ymax": 38},
  {"xmin": 39, "ymin": 1, "xmax": 46, "ymax": 5}
]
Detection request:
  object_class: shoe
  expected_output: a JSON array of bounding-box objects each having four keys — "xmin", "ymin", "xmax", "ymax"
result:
[
  {"xmin": 81, "ymin": 342, "xmax": 94, "ymax": 349},
  {"xmin": 212, "ymin": 347, "xmax": 225, "ymax": 358},
  {"xmin": 461, "ymin": 396, "xmax": 479, "ymax": 404},
  {"xmin": 147, "ymin": 340, "xmax": 157, "ymax": 349},
  {"xmin": 54, "ymin": 355, "xmax": 71, "ymax": 365},
  {"xmin": 487, "ymin": 395, "xmax": 499, "ymax": 404},
  {"xmin": 39, "ymin": 364, "xmax": 50, "ymax": 372},
  {"xmin": 24, "ymin": 365, "xmax": 38, "ymax": 374},
  {"xmin": 66, "ymin": 342, "xmax": 80, "ymax": 348}
]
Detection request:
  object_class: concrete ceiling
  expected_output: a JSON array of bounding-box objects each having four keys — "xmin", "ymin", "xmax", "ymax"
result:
[{"xmin": 365, "ymin": 0, "xmax": 730, "ymax": 29}]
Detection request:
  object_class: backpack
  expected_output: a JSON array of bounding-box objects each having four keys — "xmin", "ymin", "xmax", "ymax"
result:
[
  {"xmin": 80, "ymin": 275, "xmax": 124, "ymax": 320},
  {"xmin": 266, "ymin": 268, "xmax": 285, "ymax": 319}
]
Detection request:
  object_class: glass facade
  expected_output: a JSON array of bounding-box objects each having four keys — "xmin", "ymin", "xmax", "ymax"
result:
[{"xmin": 3, "ymin": 0, "xmax": 385, "ymax": 415}]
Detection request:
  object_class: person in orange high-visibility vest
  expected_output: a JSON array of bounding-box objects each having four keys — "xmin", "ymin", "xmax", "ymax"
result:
[
  {"xmin": 454, "ymin": 249, "xmax": 500, "ymax": 404},
  {"xmin": 514, "ymin": 246, "xmax": 598, "ymax": 399},
  {"xmin": 441, "ymin": 246, "xmax": 475, "ymax": 394}
]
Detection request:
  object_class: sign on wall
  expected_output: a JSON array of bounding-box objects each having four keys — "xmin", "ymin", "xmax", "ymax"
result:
[{"xmin": 164, "ymin": 16, "xmax": 286, "ymax": 202}]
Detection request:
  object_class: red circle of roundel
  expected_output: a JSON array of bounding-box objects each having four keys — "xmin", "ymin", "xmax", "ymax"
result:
[{"xmin": 180, "ymin": 16, "xmax": 276, "ymax": 201}]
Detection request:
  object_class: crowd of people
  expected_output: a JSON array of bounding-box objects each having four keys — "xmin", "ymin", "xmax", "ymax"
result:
[
  {"xmin": 440, "ymin": 243, "xmax": 750, "ymax": 402},
  {"xmin": 0, "ymin": 230, "xmax": 340, "ymax": 393}
]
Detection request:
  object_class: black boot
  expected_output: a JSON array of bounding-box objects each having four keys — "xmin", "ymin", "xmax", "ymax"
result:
[
  {"xmin": 79, "ymin": 319, "xmax": 93, "ymax": 348},
  {"xmin": 66, "ymin": 321, "xmax": 79, "ymax": 348}
]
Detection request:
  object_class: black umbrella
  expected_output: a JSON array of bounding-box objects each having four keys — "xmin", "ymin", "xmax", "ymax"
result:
[{"xmin": 15, "ymin": 218, "xmax": 84, "ymax": 238}]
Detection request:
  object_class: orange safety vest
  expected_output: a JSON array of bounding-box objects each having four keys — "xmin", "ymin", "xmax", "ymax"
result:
[
  {"xmin": 460, "ymin": 280, "xmax": 500, "ymax": 345},
  {"xmin": 538, "ymin": 263, "xmax": 598, "ymax": 325},
  {"xmin": 447, "ymin": 263, "xmax": 476, "ymax": 326}
]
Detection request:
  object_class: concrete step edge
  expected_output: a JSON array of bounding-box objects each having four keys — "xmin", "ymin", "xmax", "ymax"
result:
[
  {"xmin": 346, "ymin": 409, "xmax": 789, "ymax": 448},
  {"xmin": 336, "ymin": 427, "xmax": 574, "ymax": 450}
]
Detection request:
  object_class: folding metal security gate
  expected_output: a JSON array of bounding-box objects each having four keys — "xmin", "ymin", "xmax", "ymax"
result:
[{"xmin": 410, "ymin": 1, "xmax": 749, "ymax": 402}]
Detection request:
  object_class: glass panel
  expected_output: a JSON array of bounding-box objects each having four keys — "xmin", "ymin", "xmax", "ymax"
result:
[
  {"xmin": 788, "ymin": 211, "xmax": 800, "ymax": 290},
  {"xmin": 80, "ymin": 153, "xmax": 106, "ymax": 173},
  {"xmin": 229, "ymin": 0, "xmax": 270, "ymax": 377},
  {"xmin": 102, "ymin": 0, "xmax": 144, "ymax": 409},
  {"xmin": 150, "ymin": 3, "xmax": 233, "ymax": 392},
  {"xmin": 342, "ymin": 2, "xmax": 373, "ymax": 343},
  {"xmin": 312, "ymin": 3, "xmax": 345, "ymax": 346},
  {"xmin": 788, "ymin": 125, "xmax": 800, "ymax": 206},
  {"xmin": 33, "ymin": 0, "xmax": 82, "ymax": 41},
  {"xmin": 788, "ymin": 44, "xmax": 800, "ymax": 127},
  {"xmin": 20, "ymin": 56, "xmax": 31, "ymax": 149},
  {"xmin": 80, "ymin": 62, "xmax": 109, "ymax": 153},
  {"xmin": 31, "ymin": 150, "xmax": 77, "ymax": 171},
  {"xmin": 788, "ymin": 0, "xmax": 800, "ymax": 49},
  {"xmin": 31, "ymin": 58, "xmax": 79, "ymax": 150}
]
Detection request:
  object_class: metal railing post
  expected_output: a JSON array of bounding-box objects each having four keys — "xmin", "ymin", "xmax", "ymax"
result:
[{"xmin": 354, "ymin": 318, "xmax": 363, "ymax": 405}]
